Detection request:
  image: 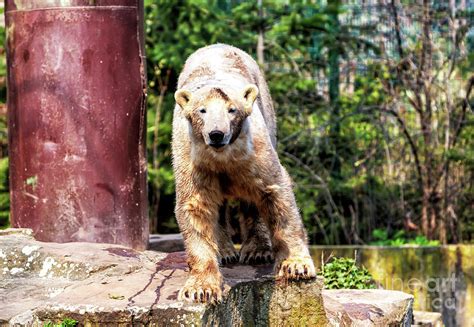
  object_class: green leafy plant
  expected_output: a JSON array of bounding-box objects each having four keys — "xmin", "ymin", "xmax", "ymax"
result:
[
  {"xmin": 322, "ymin": 257, "xmax": 375, "ymax": 289},
  {"xmin": 44, "ymin": 318, "xmax": 78, "ymax": 327}
]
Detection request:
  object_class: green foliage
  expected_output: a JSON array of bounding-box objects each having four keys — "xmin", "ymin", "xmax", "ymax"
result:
[
  {"xmin": 322, "ymin": 257, "xmax": 375, "ymax": 289},
  {"xmin": 143, "ymin": 0, "xmax": 250, "ymax": 231},
  {"xmin": 0, "ymin": 6, "xmax": 6, "ymax": 104},
  {"xmin": 142, "ymin": 0, "xmax": 474, "ymax": 243},
  {"xmin": 0, "ymin": 158, "xmax": 8, "ymax": 229},
  {"xmin": 370, "ymin": 229, "xmax": 440, "ymax": 246},
  {"xmin": 0, "ymin": 7, "xmax": 7, "ymax": 229},
  {"xmin": 0, "ymin": 1, "xmax": 472, "ymax": 244},
  {"xmin": 43, "ymin": 318, "xmax": 78, "ymax": 327}
]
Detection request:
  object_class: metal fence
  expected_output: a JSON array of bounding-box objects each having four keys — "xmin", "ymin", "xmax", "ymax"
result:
[{"xmin": 308, "ymin": 1, "xmax": 474, "ymax": 97}]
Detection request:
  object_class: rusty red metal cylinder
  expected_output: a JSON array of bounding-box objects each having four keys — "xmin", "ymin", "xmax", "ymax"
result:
[{"xmin": 6, "ymin": 0, "xmax": 148, "ymax": 250}]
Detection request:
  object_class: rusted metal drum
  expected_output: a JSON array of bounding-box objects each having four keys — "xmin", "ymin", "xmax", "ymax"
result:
[{"xmin": 6, "ymin": 0, "xmax": 148, "ymax": 250}]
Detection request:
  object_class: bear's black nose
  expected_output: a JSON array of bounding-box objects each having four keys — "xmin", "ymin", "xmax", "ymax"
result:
[{"xmin": 209, "ymin": 130, "xmax": 225, "ymax": 145}]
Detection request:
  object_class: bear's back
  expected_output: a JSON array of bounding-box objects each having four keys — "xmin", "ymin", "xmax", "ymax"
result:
[
  {"xmin": 178, "ymin": 44, "xmax": 257, "ymax": 89},
  {"xmin": 177, "ymin": 44, "xmax": 276, "ymax": 147}
]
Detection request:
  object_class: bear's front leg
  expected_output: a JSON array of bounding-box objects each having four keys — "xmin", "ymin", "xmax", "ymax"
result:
[
  {"xmin": 258, "ymin": 170, "xmax": 316, "ymax": 280},
  {"xmin": 175, "ymin": 191, "xmax": 223, "ymax": 303},
  {"xmin": 238, "ymin": 201, "xmax": 274, "ymax": 264}
]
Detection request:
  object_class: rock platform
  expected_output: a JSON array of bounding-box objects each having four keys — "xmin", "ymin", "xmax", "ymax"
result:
[{"xmin": 1, "ymin": 229, "xmax": 414, "ymax": 326}]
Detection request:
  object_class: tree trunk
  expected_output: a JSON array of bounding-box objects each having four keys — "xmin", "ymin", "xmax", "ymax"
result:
[
  {"xmin": 421, "ymin": 0, "xmax": 436, "ymax": 239},
  {"xmin": 328, "ymin": 1, "xmax": 341, "ymax": 179},
  {"xmin": 5, "ymin": 0, "xmax": 149, "ymax": 249}
]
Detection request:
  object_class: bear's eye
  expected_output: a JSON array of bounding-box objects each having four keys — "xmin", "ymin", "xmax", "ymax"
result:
[
  {"xmin": 199, "ymin": 107, "xmax": 206, "ymax": 114},
  {"xmin": 228, "ymin": 107, "xmax": 237, "ymax": 114}
]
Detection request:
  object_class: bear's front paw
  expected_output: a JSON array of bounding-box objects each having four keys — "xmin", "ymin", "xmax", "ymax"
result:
[
  {"xmin": 276, "ymin": 256, "xmax": 316, "ymax": 280},
  {"xmin": 178, "ymin": 275, "xmax": 222, "ymax": 304},
  {"xmin": 240, "ymin": 236, "xmax": 274, "ymax": 265},
  {"xmin": 219, "ymin": 244, "xmax": 240, "ymax": 266},
  {"xmin": 220, "ymin": 252, "xmax": 240, "ymax": 265}
]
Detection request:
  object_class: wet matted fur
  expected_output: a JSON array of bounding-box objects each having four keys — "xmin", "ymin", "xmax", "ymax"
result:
[{"xmin": 172, "ymin": 44, "xmax": 315, "ymax": 303}]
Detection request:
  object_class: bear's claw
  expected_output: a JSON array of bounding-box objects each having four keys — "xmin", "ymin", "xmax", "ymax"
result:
[
  {"xmin": 218, "ymin": 238, "xmax": 239, "ymax": 266},
  {"xmin": 220, "ymin": 253, "xmax": 240, "ymax": 265},
  {"xmin": 276, "ymin": 256, "xmax": 316, "ymax": 280},
  {"xmin": 240, "ymin": 250, "xmax": 274, "ymax": 265},
  {"xmin": 239, "ymin": 234, "xmax": 274, "ymax": 265},
  {"xmin": 178, "ymin": 276, "xmax": 222, "ymax": 304}
]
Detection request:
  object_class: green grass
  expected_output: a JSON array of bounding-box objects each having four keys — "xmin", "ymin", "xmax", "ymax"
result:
[
  {"xmin": 369, "ymin": 229, "xmax": 440, "ymax": 246},
  {"xmin": 44, "ymin": 318, "xmax": 78, "ymax": 327}
]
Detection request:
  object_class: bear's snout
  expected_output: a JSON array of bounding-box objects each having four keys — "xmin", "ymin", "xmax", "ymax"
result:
[{"xmin": 209, "ymin": 130, "xmax": 226, "ymax": 148}]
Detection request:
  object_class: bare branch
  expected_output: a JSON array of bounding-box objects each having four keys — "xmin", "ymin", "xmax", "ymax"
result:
[{"xmin": 381, "ymin": 105, "xmax": 424, "ymax": 192}]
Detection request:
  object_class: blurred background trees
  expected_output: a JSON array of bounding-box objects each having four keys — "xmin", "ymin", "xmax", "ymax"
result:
[{"xmin": 0, "ymin": 1, "xmax": 473, "ymax": 245}]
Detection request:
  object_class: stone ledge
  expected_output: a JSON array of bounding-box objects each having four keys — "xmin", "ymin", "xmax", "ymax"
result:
[
  {"xmin": 323, "ymin": 289, "xmax": 413, "ymax": 326},
  {"xmin": 1, "ymin": 229, "xmax": 414, "ymax": 326},
  {"xmin": 149, "ymin": 233, "xmax": 184, "ymax": 253}
]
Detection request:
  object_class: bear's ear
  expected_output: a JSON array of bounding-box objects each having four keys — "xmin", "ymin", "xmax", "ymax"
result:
[
  {"xmin": 175, "ymin": 89, "xmax": 192, "ymax": 115},
  {"xmin": 242, "ymin": 84, "xmax": 259, "ymax": 115}
]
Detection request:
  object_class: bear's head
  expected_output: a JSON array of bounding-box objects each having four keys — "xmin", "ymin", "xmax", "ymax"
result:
[{"xmin": 175, "ymin": 84, "xmax": 258, "ymax": 151}]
